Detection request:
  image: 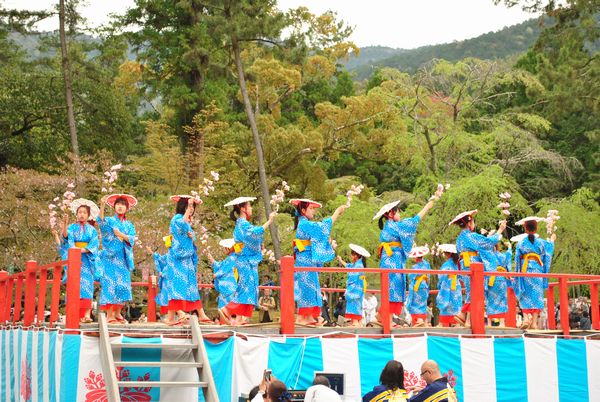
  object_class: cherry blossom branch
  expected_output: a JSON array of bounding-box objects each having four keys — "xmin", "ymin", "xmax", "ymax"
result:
[
  {"xmin": 345, "ymin": 184, "xmax": 364, "ymax": 207},
  {"xmin": 270, "ymin": 181, "xmax": 290, "ymax": 212}
]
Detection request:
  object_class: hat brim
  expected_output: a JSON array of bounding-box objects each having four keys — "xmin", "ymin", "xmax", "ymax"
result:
[
  {"xmin": 515, "ymin": 216, "xmax": 544, "ymax": 226},
  {"xmin": 106, "ymin": 194, "xmax": 138, "ymax": 208},
  {"xmin": 349, "ymin": 243, "xmax": 371, "ymax": 258},
  {"xmin": 224, "ymin": 196, "xmax": 256, "ymax": 207},
  {"xmin": 438, "ymin": 244, "xmax": 457, "ymax": 254},
  {"xmin": 372, "ymin": 200, "xmax": 401, "ymax": 221},
  {"xmin": 70, "ymin": 198, "xmax": 100, "ymax": 220},
  {"xmin": 289, "ymin": 199, "xmax": 322, "ymax": 208},
  {"xmin": 171, "ymin": 195, "xmax": 203, "ymax": 204},
  {"xmin": 408, "ymin": 246, "xmax": 430, "ymax": 258},
  {"xmin": 510, "ymin": 233, "xmax": 540, "ymax": 242},
  {"xmin": 218, "ymin": 238, "xmax": 235, "ymax": 249},
  {"xmin": 449, "ymin": 210, "xmax": 478, "ymax": 226}
]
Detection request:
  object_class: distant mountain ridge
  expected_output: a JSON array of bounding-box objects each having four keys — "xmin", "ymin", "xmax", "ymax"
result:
[{"xmin": 344, "ymin": 17, "xmax": 546, "ymax": 80}]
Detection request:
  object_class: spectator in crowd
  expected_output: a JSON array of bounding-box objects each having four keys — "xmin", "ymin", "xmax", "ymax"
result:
[
  {"xmin": 363, "ymin": 292, "xmax": 378, "ymax": 325},
  {"xmin": 262, "ymin": 275, "xmax": 275, "ymax": 287},
  {"xmin": 408, "ymin": 360, "xmax": 455, "ymax": 402},
  {"xmin": 580, "ymin": 310, "xmax": 592, "ymax": 330},
  {"xmin": 362, "ymin": 360, "xmax": 408, "ymax": 402},
  {"xmin": 258, "ymin": 288, "xmax": 276, "ymax": 323},
  {"xmin": 321, "ymin": 290, "xmax": 332, "ymax": 324},
  {"xmin": 304, "ymin": 375, "xmax": 342, "ymax": 402},
  {"xmin": 252, "ymin": 377, "xmax": 292, "ymax": 402},
  {"xmin": 334, "ymin": 295, "xmax": 346, "ymax": 320}
]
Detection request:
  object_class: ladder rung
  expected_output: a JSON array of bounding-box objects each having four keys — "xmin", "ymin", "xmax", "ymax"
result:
[
  {"xmin": 114, "ymin": 361, "xmax": 203, "ymax": 368},
  {"xmin": 111, "ymin": 343, "xmax": 198, "ymax": 349},
  {"xmin": 117, "ymin": 381, "xmax": 207, "ymax": 388}
]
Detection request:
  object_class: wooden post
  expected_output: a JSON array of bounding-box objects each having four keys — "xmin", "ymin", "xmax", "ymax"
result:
[
  {"xmin": 559, "ymin": 277, "xmax": 569, "ymax": 336},
  {"xmin": 506, "ymin": 287, "xmax": 517, "ymax": 328},
  {"xmin": 547, "ymin": 286, "xmax": 556, "ymax": 330},
  {"xmin": 5, "ymin": 277, "xmax": 14, "ymax": 323},
  {"xmin": 23, "ymin": 260, "xmax": 38, "ymax": 326},
  {"xmin": 470, "ymin": 262, "xmax": 485, "ymax": 335},
  {"xmin": 279, "ymin": 256, "xmax": 295, "ymax": 335},
  {"xmin": 65, "ymin": 248, "xmax": 82, "ymax": 330},
  {"xmin": 50, "ymin": 265, "xmax": 62, "ymax": 326},
  {"xmin": 590, "ymin": 283, "xmax": 599, "ymax": 331},
  {"xmin": 13, "ymin": 274, "xmax": 24, "ymax": 323},
  {"xmin": 147, "ymin": 276, "xmax": 157, "ymax": 323},
  {"xmin": 380, "ymin": 270, "xmax": 391, "ymax": 335},
  {"xmin": 0, "ymin": 271, "xmax": 8, "ymax": 323},
  {"xmin": 37, "ymin": 268, "xmax": 48, "ymax": 324}
]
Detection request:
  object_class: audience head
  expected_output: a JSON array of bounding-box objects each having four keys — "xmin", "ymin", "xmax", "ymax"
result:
[
  {"xmin": 266, "ymin": 380, "xmax": 291, "ymax": 402},
  {"xmin": 248, "ymin": 385, "xmax": 260, "ymax": 400},
  {"xmin": 380, "ymin": 360, "xmax": 405, "ymax": 390},
  {"xmin": 420, "ymin": 360, "xmax": 442, "ymax": 385},
  {"xmin": 312, "ymin": 375, "xmax": 331, "ymax": 387}
]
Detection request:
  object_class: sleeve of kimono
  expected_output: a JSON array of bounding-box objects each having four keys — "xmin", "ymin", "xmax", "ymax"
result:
[
  {"xmin": 240, "ymin": 219, "xmax": 265, "ymax": 241},
  {"xmin": 542, "ymin": 239, "xmax": 554, "ymax": 274},
  {"xmin": 152, "ymin": 252, "xmax": 163, "ymax": 274},
  {"xmin": 391, "ymin": 215, "xmax": 421, "ymax": 247},
  {"xmin": 85, "ymin": 226, "xmax": 100, "ymax": 255},
  {"xmin": 514, "ymin": 243, "xmax": 523, "ymax": 273},
  {"xmin": 504, "ymin": 249, "xmax": 513, "ymax": 271},
  {"xmin": 468, "ymin": 232, "xmax": 501, "ymax": 251},
  {"xmin": 212, "ymin": 260, "xmax": 226, "ymax": 279},
  {"xmin": 172, "ymin": 215, "xmax": 193, "ymax": 235},
  {"xmin": 310, "ymin": 217, "xmax": 333, "ymax": 240},
  {"xmin": 96, "ymin": 216, "xmax": 109, "ymax": 233},
  {"xmin": 123, "ymin": 222, "xmax": 136, "ymax": 247}
]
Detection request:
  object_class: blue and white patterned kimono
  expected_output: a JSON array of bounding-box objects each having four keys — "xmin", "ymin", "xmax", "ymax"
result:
[
  {"xmin": 406, "ymin": 259, "xmax": 430, "ymax": 315},
  {"xmin": 231, "ymin": 218, "xmax": 265, "ymax": 307},
  {"xmin": 456, "ymin": 229, "xmax": 501, "ymax": 304},
  {"xmin": 212, "ymin": 254, "xmax": 238, "ymax": 309},
  {"xmin": 486, "ymin": 249, "xmax": 512, "ymax": 316},
  {"xmin": 57, "ymin": 236, "xmax": 69, "ymax": 261},
  {"xmin": 514, "ymin": 237, "xmax": 554, "ymax": 311},
  {"xmin": 378, "ymin": 215, "xmax": 420, "ymax": 304},
  {"xmin": 152, "ymin": 252, "xmax": 168, "ymax": 309},
  {"xmin": 66, "ymin": 223, "xmax": 99, "ymax": 300},
  {"xmin": 97, "ymin": 215, "xmax": 136, "ymax": 306},
  {"xmin": 344, "ymin": 259, "xmax": 365, "ymax": 317},
  {"xmin": 436, "ymin": 258, "xmax": 462, "ymax": 317},
  {"xmin": 164, "ymin": 214, "xmax": 200, "ymax": 304},
  {"xmin": 294, "ymin": 216, "xmax": 335, "ymax": 310}
]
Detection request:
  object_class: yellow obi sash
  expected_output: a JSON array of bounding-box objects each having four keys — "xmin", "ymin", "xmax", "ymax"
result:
[
  {"xmin": 233, "ymin": 242, "xmax": 245, "ymax": 254},
  {"xmin": 293, "ymin": 239, "xmax": 311, "ymax": 252},
  {"xmin": 378, "ymin": 241, "xmax": 402, "ymax": 258},
  {"xmin": 520, "ymin": 253, "xmax": 542, "ymax": 272},
  {"xmin": 163, "ymin": 235, "xmax": 172, "ymax": 248},
  {"xmin": 74, "ymin": 242, "xmax": 88, "ymax": 249},
  {"xmin": 233, "ymin": 267, "xmax": 239, "ymax": 282},
  {"xmin": 450, "ymin": 274, "xmax": 458, "ymax": 291},
  {"xmin": 460, "ymin": 251, "xmax": 478, "ymax": 267},
  {"xmin": 414, "ymin": 274, "xmax": 428, "ymax": 292},
  {"xmin": 359, "ymin": 275, "xmax": 367, "ymax": 293},
  {"xmin": 488, "ymin": 266, "xmax": 507, "ymax": 287}
]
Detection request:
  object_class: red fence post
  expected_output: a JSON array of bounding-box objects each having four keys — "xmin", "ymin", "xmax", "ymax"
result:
[
  {"xmin": 380, "ymin": 270, "xmax": 390, "ymax": 335},
  {"xmin": 147, "ymin": 277, "xmax": 157, "ymax": 323},
  {"xmin": 50, "ymin": 265, "xmax": 62, "ymax": 326},
  {"xmin": 279, "ymin": 255, "xmax": 295, "ymax": 335},
  {"xmin": 23, "ymin": 260, "xmax": 38, "ymax": 326},
  {"xmin": 506, "ymin": 287, "xmax": 517, "ymax": 328},
  {"xmin": 65, "ymin": 248, "xmax": 82, "ymax": 330},
  {"xmin": 37, "ymin": 268, "xmax": 48, "ymax": 324},
  {"xmin": 559, "ymin": 277, "xmax": 569, "ymax": 336},
  {"xmin": 590, "ymin": 283, "xmax": 599, "ymax": 331},
  {"xmin": 470, "ymin": 262, "xmax": 485, "ymax": 335},
  {"xmin": 0, "ymin": 271, "xmax": 8, "ymax": 323},
  {"xmin": 5, "ymin": 277, "xmax": 14, "ymax": 323},
  {"xmin": 547, "ymin": 285, "xmax": 556, "ymax": 330},
  {"xmin": 13, "ymin": 274, "xmax": 24, "ymax": 323}
]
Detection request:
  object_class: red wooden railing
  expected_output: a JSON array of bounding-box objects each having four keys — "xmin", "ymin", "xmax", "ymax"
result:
[{"xmin": 1, "ymin": 250, "xmax": 599, "ymax": 336}]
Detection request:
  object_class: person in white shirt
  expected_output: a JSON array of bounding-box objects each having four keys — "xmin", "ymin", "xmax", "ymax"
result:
[
  {"xmin": 363, "ymin": 292, "xmax": 378, "ymax": 325},
  {"xmin": 304, "ymin": 376, "xmax": 342, "ymax": 402}
]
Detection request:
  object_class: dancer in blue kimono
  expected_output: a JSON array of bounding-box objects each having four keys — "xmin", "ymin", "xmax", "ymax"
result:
[
  {"xmin": 67, "ymin": 198, "xmax": 100, "ymax": 323},
  {"xmin": 450, "ymin": 210, "xmax": 506, "ymax": 327},
  {"xmin": 163, "ymin": 195, "xmax": 211, "ymax": 326},
  {"xmin": 406, "ymin": 246, "xmax": 431, "ymax": 327},
  {"xmin": 486, "ymin": 241, "xmax": 512, "ymax": 327},
  {"xmin": 373, "ymin": 186, "xmax": 442, "ymax": 328},
  {"xmin": 97, "ymin": 194, "xmax": 137, "ymax": 324},
  {"xmin": 146, "ymin": 246, "xmax": 169, "ymax": 318},
  {"xmin": 436, "ymin": 244, "xmax": 462, "ymax": 327},
  {"xmin": 291, "ymin": 198, "xmax": 348, "ymax": 326},
  {"xmin": 514, "ymin": 216, "xmax": 556, "ymax": 330},
  {"xmin": 224, "ymin": 197, "xmax": 276, "ymax": 325},
  {"xmin": 205, "ymin": 238, "xmax": 238, "ymax": 325},
  {"xmin": 337, "ymin": 244, "xmax": 370, "ymax": 327}
]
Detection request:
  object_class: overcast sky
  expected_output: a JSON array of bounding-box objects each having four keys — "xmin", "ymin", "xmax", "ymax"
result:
[{"xmin": 5, "ymin": 0, "xmax": 537, "ymax": 49}]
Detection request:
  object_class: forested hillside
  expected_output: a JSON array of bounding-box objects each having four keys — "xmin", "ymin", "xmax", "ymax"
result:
[{"xmin": 0, "ymin": 0, "xmax": 598, "ymax": 290}]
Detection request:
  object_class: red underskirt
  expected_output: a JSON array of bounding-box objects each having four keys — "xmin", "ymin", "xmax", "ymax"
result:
[
  {"xmin": 79, "ymin": 298, "xmax": 92, "ymax": 319},
  {"xmin": 461, "ymin": 303, "xmax": 471, "ymax": 313},
  {"xmin": 345, "ymin": 314, "xmax": 362, "ymax": 320},
  {"xmin": 298, "ymin": 306, "xmax": 321, "ymax": 318},
  {"xmin": 521, "ymin": 308, "xmax": 542, "ymax": 314},
  {"xmin": 225, "ymin": 302, "xmax": 254, "ymax": 318},
  {"xmin": 488, "ymin": 313, "xmax": 506, "ymax": 319},
  {"xmin": 100, "ymin": 303, "xmax": 124, "ymax": 311},
  {"xmin": 411, "ymin": 314, "xmax": 426, "ymax": 325},
  {"xmin": 167, "ymin": 299, "xmax": 202, "ymax": 312},
  {"xmin": 438, "ymin": 315, "xmax": 455, "ymax": 325},
  {"xmin": 379, "ymin": 302, "xmax": 404, "ymax": 315}
]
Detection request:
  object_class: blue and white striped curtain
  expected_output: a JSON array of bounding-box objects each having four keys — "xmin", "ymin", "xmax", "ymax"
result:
[{"xmin": 1, "ymin": 328, "xmax": 599, "ymax": 402}]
